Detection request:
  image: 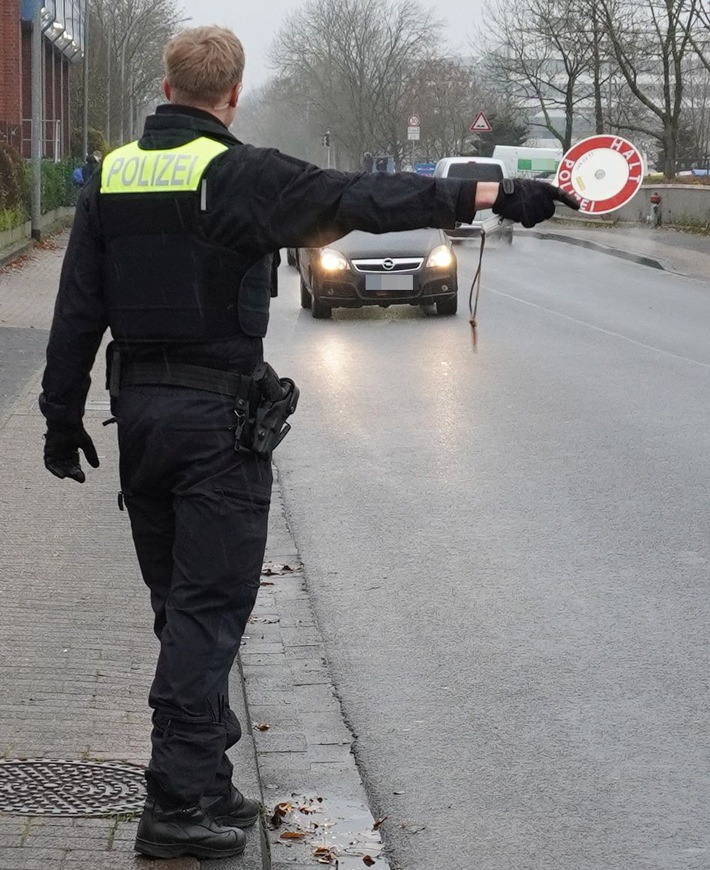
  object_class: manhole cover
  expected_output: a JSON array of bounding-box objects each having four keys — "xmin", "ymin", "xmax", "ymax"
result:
[{"xmin": 0, "ymin": 759, "xmax": 146, "ymax": 816}]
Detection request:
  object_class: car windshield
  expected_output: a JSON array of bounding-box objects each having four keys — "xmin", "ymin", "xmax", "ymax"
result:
[{"xmin": 446, "ymin": 163, "xmax": 504, "ymax": 181}]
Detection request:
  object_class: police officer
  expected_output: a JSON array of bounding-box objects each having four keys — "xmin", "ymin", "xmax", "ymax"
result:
[{"xmin": 40, "ymin": 25, "xmax": 579, "ymax": 861}]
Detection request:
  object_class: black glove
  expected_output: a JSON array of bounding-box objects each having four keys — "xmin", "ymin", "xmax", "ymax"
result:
[
  {"xmin": 44, "ymin": 422, "xmax": 100, "ymax": 483},
  {"xmin": 492, "ymin": 178, "xmax": 580, "ymax": 228}
]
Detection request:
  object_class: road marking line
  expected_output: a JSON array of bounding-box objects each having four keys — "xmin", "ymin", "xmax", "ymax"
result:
[{"xmin": 489, "ymin": 288, "xmax": 710, "ymax": 369}]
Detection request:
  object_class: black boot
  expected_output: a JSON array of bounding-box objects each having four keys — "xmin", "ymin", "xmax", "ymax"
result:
[
  {"xmin": 201, "ymin": 783, "xmax": 260, "ymax": 828},
  {"xmin": 134, "ymin": 797, "xmax": 246, "ymax": 859}
]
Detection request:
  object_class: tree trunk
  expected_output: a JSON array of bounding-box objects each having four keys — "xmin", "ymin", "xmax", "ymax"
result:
[
  {"xmin": 564, "ymin": 83, "xmax": 575, "ymax": 151},
  {"xmin": 663, "ymin": 124, "xmax": 676, "ymax": 179},
  {"xmin": 591, "ymin": 9, "xmax": 604, "ymax": 133}
]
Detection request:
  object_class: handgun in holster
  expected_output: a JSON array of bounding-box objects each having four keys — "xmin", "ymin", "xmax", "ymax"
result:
[
  {"xmin": 249, "ymin": 361, "xmax": 300, "ymax": 460},
  {"xmin": 105, "ymin": 342, "xmax": 121, "ymax": 398}
]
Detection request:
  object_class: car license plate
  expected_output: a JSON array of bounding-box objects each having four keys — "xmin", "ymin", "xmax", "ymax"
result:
[{"xmin": 365, "ymin": 274, "xmax": 414, "ymax": 291}]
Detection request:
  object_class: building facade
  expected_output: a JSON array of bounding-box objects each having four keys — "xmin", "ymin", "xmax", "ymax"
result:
[{"xmin": 0, "ymin": 0, "xmax": 85, "ymax": 158}]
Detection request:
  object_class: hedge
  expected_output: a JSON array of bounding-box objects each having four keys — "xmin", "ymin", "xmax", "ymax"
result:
[
  {"xmin": 1, "ymin": 141, "xmax": 80, "ymax": 232},
  {"xmin": 0, "ymin": 142, "xmax": 28, "ymax": 231}
]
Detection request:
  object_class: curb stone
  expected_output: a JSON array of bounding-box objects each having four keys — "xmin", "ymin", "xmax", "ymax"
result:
[
  {"xmin": 527, "ymin": 229, "xmax": 671, "ymax": 272},
  {"xmin": 0, "ymin": 239, "xmax": 35, "ymax": 271},
  {"xmin": 240, "ymin": 466, "xmax": 391, "ymax": 870},
  {"xmin": 0, "ymin": 216, "xmax": 74, "ymax": 271}
]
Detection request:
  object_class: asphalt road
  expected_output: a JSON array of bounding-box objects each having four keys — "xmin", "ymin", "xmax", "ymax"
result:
[{"xmin": 266, "ymin": 235, "xmax": 710, "ymax": 870}]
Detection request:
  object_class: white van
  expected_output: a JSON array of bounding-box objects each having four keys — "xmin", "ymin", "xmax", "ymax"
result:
[
  {"xmin": 432, "ymin": 156, "xmax": 512, "ymax": 242},
  {"xmin": 491, "ymin": 145, "xmax": 562, "ymax": 181}
]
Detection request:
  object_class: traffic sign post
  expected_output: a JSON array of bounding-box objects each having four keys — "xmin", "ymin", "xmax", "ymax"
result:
[
  {"xmin": 406, "ymin": 113, "xmax": 421, "ymax": 171},
  {"xmin": 470, "ymin": 112, "xmax": 492, "ymax": 133},
  {"xmin": 407, "ymin": 113, "xmax": 420, "ymax": 142},
  {"xmin": 555, "ymin": 135, "xmax": 644, "ymax": 214},
  {"xmin": 321, "ymin": 130, "xmax": 332, "ymax": 168}
]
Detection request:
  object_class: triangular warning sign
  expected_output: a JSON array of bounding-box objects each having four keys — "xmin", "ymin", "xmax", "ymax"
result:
[{"xmin": 470, "ymin": 112, "xmax": 492, "ymax": 133}]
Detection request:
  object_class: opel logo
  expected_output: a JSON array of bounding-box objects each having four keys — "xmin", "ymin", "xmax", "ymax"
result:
[{"xmin": 383, "ymin": 258, "xmax": 395, "ymax": 271}]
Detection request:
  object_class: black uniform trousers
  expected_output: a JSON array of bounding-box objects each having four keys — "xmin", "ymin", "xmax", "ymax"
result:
[{"xmin": 115, "ymin": 382, "xmax": 272, "ymax": 806}]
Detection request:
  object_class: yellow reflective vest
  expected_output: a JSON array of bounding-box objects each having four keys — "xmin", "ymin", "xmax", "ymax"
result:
[{"xmin": 100, "ymin": 138, "xmax": 228, "ymax": 194}]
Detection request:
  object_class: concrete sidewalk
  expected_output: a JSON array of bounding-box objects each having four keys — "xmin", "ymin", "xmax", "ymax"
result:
[
  {"xmin": 528, "ymin": 220, "xmax": 710, "ymax": 281},
  {"xmin": 0, "ymin": 236, "xmax": 388, "ymax": 870}
]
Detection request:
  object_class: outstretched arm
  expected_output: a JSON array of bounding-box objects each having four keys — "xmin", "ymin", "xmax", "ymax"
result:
[{"xmin": 218, "ymin": 148, "xmax": 579, "ymax": 254}]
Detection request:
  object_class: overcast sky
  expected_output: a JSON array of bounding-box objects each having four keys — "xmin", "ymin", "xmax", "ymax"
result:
[{"xmin": 176, "ymin": 0, "xmax": 485, "ymax": 93}]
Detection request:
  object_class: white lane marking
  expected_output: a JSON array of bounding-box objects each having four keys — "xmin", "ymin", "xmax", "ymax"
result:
[{"xmin": 488, "ymin": 287, "xmax": 710, "ymax": 369}]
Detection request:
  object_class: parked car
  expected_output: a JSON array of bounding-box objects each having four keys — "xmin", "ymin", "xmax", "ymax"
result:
[
  {"xmin": 432, "ymin": 156, "xmax": 513, "ymax": 243},
  {"xmin": 292, "ymin": 228, "xmax": 458, "ymax": 319}
]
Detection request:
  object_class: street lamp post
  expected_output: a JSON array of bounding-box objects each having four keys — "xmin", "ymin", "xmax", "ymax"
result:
[
  {"xmin": 31, "ymin": 0, "xmax": 43, "ymax": 239},
  {"xmin": 81, "ymin": 7, "xmax": 90, "ymax": 159},
  {"xmin": 106, "ymin": 22, "xmax": 112, "ymax": 145}
]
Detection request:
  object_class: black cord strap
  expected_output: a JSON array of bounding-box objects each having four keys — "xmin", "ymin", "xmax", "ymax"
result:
[{"xmin": 468, "ymin": 230, "xmax": 486, "ymax": 326}]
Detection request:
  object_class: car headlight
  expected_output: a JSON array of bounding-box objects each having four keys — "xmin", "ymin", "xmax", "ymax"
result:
[
  {"xmin": 426, "ymin": 244, "xmax": 454, "ymax": 269},
  {"xmin": 319, "ymin": 249, "xmax": 348, "ymax": 271}
]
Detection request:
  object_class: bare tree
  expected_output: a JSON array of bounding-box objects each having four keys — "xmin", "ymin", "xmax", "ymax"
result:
[
  {"xmin": 86, "ymin": 0, "xmax": 185, "ymax": 146},
  {"xmin": 269, "ymin": 0, "xmax": 441, "ymax": 168},
  {"xmin": 682, "ymin": 0, "xmax": 710, "ymax": 70},
  {"xmin": 483, "ymin": 0, "xmax": 597, "ymax": 150},
  {"xmin": 235, "ymin": 78, "xmax": 325, "ymax": 164},
  {"xmin": 407, "ymin": 58, "xmax": 485, "ymax": 159},
  {"xmin": 677, "ymin": 57, "xmax": 710, "ymax": 163},
  {"xmin": 406, "ymin": 59, "xmax": 528, "ymax": 160},
  {"xmin": 598, "ymin": 0, "xmax": 698, "ymax": 177}
]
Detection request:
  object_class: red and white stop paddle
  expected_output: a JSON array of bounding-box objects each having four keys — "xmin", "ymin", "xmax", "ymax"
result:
[{"xmin": 555, "ymin": 134, "xmax": 645, "ymax": 215}]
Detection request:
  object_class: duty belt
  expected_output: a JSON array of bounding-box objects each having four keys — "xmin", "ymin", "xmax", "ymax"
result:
[
  {"xmin": 106, "ymin": 350, "xmax": 299, "ymax": 460},
  {"xmin": 114, "ymin": 361, "xmax": 254, "ymax": 398}
]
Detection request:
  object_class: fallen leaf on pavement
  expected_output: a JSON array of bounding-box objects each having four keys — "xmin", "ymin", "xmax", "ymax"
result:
[
  {"xmin": 280, "ymin": 830, "xmax": 306, "ymax": 840},
  {"xmin": 254, "ymin": 722, "xmax": 270, "ymax": 731},
  {"xmin": 270, "ymin": 801, "xmax": 295, "ymax": 827},
  {"xmin": 261, "ymin": 561, "xmax": 302, "ymax": 576},
  {"xmin": 363, "ymin": 856, "xmax": 376, "ymax": 867},
  {"xmin": 373, "ymin": 816, "xmax": 387, "ymax": 830}
]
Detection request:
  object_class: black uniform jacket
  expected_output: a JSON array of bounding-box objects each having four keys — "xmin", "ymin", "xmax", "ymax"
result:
[{"xmin": 40, "ymin": 105, "xmax": 479, "ymax": 426}]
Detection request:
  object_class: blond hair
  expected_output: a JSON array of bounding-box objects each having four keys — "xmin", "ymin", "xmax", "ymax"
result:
[{"xmin": 163, "ymin": 26, "xmax": 245, "ymax": 105}]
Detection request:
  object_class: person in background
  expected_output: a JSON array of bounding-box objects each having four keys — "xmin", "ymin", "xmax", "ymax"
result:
[{"xmin": 81, "ymin": 152, "xmax": 99, "ymax": 184}]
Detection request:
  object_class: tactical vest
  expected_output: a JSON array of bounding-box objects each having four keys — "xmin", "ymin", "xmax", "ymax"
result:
[{"xmin": 99, "ymin": 137, "xmax": 271, "ymax": 341}]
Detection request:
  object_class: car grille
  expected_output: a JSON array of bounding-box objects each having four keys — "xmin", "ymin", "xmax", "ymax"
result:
[{"xmin": 351, "ymin": 257, "xmax": 424, "ymax": 273}]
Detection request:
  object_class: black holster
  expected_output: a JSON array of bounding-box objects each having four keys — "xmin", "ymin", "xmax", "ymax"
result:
[
  {"xmin": 246, "ymin": 362, "xmax": 299, "ymax": 460},
  {"xmin": 106, "ymin": 342, "xmax": 122, "ymax": 398}
]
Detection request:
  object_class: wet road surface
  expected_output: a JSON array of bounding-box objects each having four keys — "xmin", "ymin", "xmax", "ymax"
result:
[{"xmin": 266, "ymin": 234, "xmax": 710, "ymax": 870}]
